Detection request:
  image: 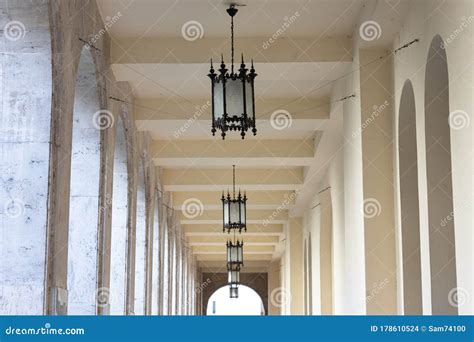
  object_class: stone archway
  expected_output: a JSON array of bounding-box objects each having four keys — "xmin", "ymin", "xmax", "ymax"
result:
[{"xmin": 201, "ymin": 273, "xmax": 268, "ymax": 315}]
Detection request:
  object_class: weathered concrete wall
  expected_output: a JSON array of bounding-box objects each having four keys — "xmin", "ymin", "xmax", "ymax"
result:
[{"xmin": 0, "ymin": 0, "xmax": 51, "ymax": 315}]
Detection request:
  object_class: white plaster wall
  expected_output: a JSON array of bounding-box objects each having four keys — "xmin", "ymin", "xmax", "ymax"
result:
[
  {"xmin": 305, "ymin": 198, "xmax": 321, "ymax": 315},
  {"xmin": 0, "ymin": 0, "xmax": 51, "ymax": 315},
  {"xmin": 342, "ymin": 47, "xmax": 367, "ymax": 314},
  {"xmin": 392, "ymin": 0, "xmax": 473, "ymax": 315},
  {"xmin": 328, "ymin": 151, "xmax": 345, "ymax": 314}
]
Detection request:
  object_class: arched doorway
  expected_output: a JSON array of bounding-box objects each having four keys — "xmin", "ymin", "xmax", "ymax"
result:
[
  {"xmin": 67, "ymin": 46, "xmax": 101, "ymax": 315},
  {"xmin": 109, "ymin": 107, "xmax": 130, "ymax": 315},
  {"xmin": 398, "ymin": 80, "xmax": 422, "ymax": 314},
  {"xmin": 201, "ymin": 272, "xmax": 268, "ymax": 315},
  {"xmin": 206, "ymin": 285, "xmax": 265, "ymax": 316},
  {"xmin": 424, "ymin": 35, "xmax": 457, "ymax": 315}
]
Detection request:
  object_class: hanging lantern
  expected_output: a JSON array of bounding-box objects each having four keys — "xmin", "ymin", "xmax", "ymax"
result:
[
  {"xmin": 222, "ymin": 165, "xmax": 247, "ymax": 233},
  {"xmin": 229, "ymin": 283, "xmax": 239, "ymax": 299},
  {"xmin": 227, "ymin": 240, "xmax": 244, "ymax": 267},
  {"xmin": 208, "ymin": 4, "xmax": 257, "ymax": 140}
]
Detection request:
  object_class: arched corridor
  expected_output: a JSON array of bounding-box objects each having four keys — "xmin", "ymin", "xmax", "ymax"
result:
[{"xmin": 0, "ymin": 0, "xmax": 472, "ymax": 318}]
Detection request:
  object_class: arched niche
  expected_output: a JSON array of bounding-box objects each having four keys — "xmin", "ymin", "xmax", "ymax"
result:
[
  {"xmin": 109, "ymin": 107, "xmax": 130, "ymax": 315},
  {"xmin": 206, "ymin": 285, "xmax": 265, "ymax": 316},
  {"xmin": 67, "ymin": 46, "xmax": 101, "ymax": 315},
  {"xmin": 398, "ymin": 80, "xmax": 423, "ymax": 314},
  {"xmin": 424, "ymin": 35, "xmax": 457, "ymax": 315},
  {"xmin": 134, "ymin": 158, "xmax": 147, "ymax": 314},
  {"xmin": 0, "ymin": 1, "xmax": 52, "ymax": 314}
]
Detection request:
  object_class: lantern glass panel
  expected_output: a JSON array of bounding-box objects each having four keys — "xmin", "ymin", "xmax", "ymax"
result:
[
  {"xmin": 230, "ymin": 246, "xmax": 238, "ymax": 263},
  {"xmin": 238, "ymin": 245, "xmax": 243, "ymax": 263},
  {"xmin": 226, "ymin": 78, "xmax": 244, "ymax": 117},
  {"xmin": 223, "ymin": 200, "xmax": 230, "ymax": 226},
  {"xmin": 229, "ymin": 201, "xmax": 240, "ymax": 223},
  {"xmin": 230, "ymin": 286, "xmax": 239, "ymax": 298},
  {"xmin": 228, "ymin": 269, "xmax": 240, "ymax": 283},
  {"xmin": 214, "ymin": 79, "xmax": 224, "ymax": 120},
  {"xmin": 241, "ymin": 200, "xmax": 246, "ymax": 225},
  {"xmin": 245, "ymin": 79, "xmax": 253, "ymax": 117}
]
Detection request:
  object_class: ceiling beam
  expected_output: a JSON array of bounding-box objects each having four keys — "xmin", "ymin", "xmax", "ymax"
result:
[
  {"xmin": 178, "ymin": 209, "xmax": 288, "ymax": 222},
  {"xmin": 111, "ymin": 37, "xmax": 353, "ymax": 64},
  {"xmin": 152, "ymin": 139, "xmax": 314, "ymax": 158},
  {"xmin": 135, "ymin": 97, "xmax": 330, "ymax": 121},
  {"xmin": 162, "ymin": 167, "xmax": 304, "ymax": 192},
  {"xmin": 187, "ymin": 235, "xmax": 280, "ymax": 246},
  {"xmin": 172, "ymin": 190, "xmax": 296, "ymax": 208},
  {"xmin": 183, "ymin": 224, "xmax": 284, "ymax": 236}
]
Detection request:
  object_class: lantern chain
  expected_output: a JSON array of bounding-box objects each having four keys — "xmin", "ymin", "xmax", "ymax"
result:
[
  {"xmin": 230, "ymin": 8, "xmax": 235, "ymax": 74},
  {"xmin": 232, "ymin": 164, "xmax": 236, "ymax": 197}
]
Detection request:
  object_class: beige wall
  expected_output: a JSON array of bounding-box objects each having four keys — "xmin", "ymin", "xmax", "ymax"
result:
[
  {"xmin": 320, "ymin": 189, "xmax": 333, "ymax": 314},
  {"xmin": 392, "ymin": 0, "xmax": 473, "ymax": 315},
  {"xmin": 267, "ymin": 260, "xmax": 282, "ymax": 315},
  {"xmin": 289, "ymin": 217, "xmax": 305, "ymax": 314}
]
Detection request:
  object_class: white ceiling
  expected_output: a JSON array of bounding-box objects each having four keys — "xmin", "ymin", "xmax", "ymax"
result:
[
  {"xmin": 97, "ymin": 0, "xmax": 364, "ymax": 38},
  {"xmin": 96, "ymin": 0, "xmax": 413, "ymax": 268}
]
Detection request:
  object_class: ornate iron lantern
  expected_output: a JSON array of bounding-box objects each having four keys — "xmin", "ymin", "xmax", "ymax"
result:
[
  {"xmin": 227, "ymin": 240, "xmax": 244, "ymax": 267},
  {"xmin": 222, "ymin": 165, "xmax": 247, "ymax": 233},
  {"xmin": 208, "ymin": 4, "xmax": 257, "ymax": 140}
]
